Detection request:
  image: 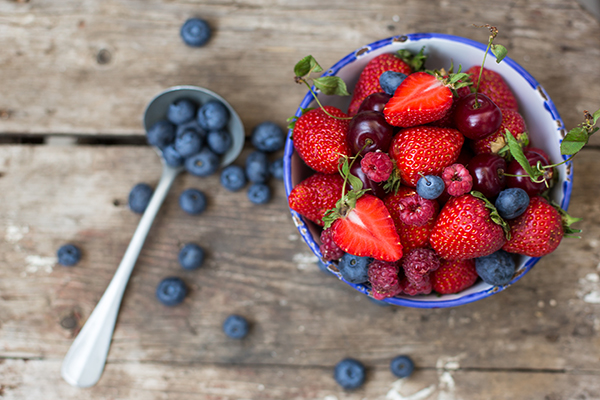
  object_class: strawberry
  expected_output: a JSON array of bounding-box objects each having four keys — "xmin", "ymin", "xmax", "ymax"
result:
[
  {"xmin": 467, "ymin": 66, "xmax": 518, "ymax": 111},
  {"xmin": 288, "ymin": 172, "xmax": 346, "ymax": 226},
  {"xmin": 471, "ymin": 108, "xmax": 528, "ymax": 156},
  {"xmin": 429, "ymin": 192, "xmax": 508, "ymax": 260},
  {"xmin": 431, "ymin": 258, "xmax": 478, "ymax": 294},
  {"xmin": 502, "ymin": 196, "xmax": 579, "ymax": 257},
  {"xmin": 429, "ymin": 84, "xmax": 472, "ymax": 128},
  {"xmin": 389, "ymin": 126, "xmax": 464, "ymax": 187},
  {"xmin": 292, "ymin": 106, "xmax": 351, "ymax": 174},
  {"xmin": 347, "ymin": 52, "xmax": 414, "ymax": 116}
]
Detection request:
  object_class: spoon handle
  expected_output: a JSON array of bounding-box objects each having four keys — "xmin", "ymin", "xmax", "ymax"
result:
[{"xmin": 61, "ymin": 164, "xmax": 181, "ymax": 388}]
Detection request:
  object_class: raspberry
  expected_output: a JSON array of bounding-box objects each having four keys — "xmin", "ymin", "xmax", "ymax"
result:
[
  {"xmin": 402, "ymin": 274, "xmax": 433, "ymax": 296},
  {"xmin": 401, "ymin": 248, "xmax": 440, "ymax": 284},
  {"xmin": 319, "ymin": 228, "xmax": 345, "ymax": 261},
  {"xmin": 441, "ymin": 163, "xmax": 473, "ymax": 196},
  {"xmin": 397, "ymin": 195, "xmax": 436, "ymax": 227},
  {"xmin": 368, "ymin": 260, "xmax": 403, "ymax": 300},
  {"xmin": 360, "ymin": 151, "xmax": 393, "ymax": 182}
]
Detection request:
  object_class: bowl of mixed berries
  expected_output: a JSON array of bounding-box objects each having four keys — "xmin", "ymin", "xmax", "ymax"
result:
[{"xmin": 284, "ymin": 28, "xmax": 595, "ymax": 308}]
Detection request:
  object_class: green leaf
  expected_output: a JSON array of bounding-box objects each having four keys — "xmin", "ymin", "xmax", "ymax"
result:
[
  {"xmin": 592, "ymin": 108, "xmax": 600, "ymax": 126},
  {"xmin": 491, "ymin": 44, "xmax": 508, "ymax": 63},
  {"xmin": 505, "ymin": 129, "xmax": 538, "ymax": 178},
  {"xmin": 313, "ymin": 76, "xmax": 350, "ymax": 96},
  {"xmin": 347, "ymin": 173, "xmax": 363, "ymax": 192},
  {"xmin": 560, "ymin": 126, "xmax": 589, "ymax": 155},
  {"xmin": 294, "ymin": 55, "xmax": 323, "ymax": 77}
]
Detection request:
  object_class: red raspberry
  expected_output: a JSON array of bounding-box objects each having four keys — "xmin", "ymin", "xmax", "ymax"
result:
[
  {"xmin": 360, "ymin": 151, "xmax": 393, "ymax": 182},
  {"xmin": 368, "ymin": 260, "xmax": 403, "ymax": 300},
  {"xmin": 402, "ymin": 274, "xmax": 433, "ymax": 296},
  {"xmin": 396, "ymin": 195, "xmax": 436, "ymax": 227},
  {"xmin": 401, "ymin": 248, "xmax": 440, "ymax": 284},
  {"xmin": 441, "ymin": 163, "xmax": 473, "ymax": 196},
  {"xmin": 319, "ymin": 228, "xmax": 345, "ymax": 261}
]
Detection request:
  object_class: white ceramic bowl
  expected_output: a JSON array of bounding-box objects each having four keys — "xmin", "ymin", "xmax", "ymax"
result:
[{"xmin": 283, "ymin": 33, "xmax": 573, "ymax": 308}]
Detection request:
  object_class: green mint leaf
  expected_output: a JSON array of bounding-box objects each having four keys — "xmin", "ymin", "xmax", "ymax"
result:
[
  {"xmin": 491, "ymin": 44, "xmax": 508, "ymax": 63},
  {"xmin": 347, "ymin": 173, "xmax": 363, "ymax": 192},
  {"xmin": 313, "ymin": 76, "xmax": 350, "ymax": 96},
  {"xmin": 505, "ymin": 129, "xmax": 538, "ymax": 178},
  {"xmin": 294, "ymin": 55, "xmax": 323, "ymax": 77},
  {"xmin": 560, "ymin": 126, "xmax": 589, "ymax": 155}
]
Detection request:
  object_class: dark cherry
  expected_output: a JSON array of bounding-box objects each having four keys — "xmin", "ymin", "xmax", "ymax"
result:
[
  {"xmin": 357, "ymin": 92, "xmax": 392, "ymax": 114},
  {"xmin": 349, "ymin": 160, "xmax": 387, "ymax": 199},
  {"xmin": 347, "ymin": 110, "xmax": 394, "ymax": 156},
  {"xmin": 505, "ymin": 149, "xmax": 551, "ymax": 196},
  {"xmin": 454, "ymin": 93, "xmax": 503, "ymax": 140},
  {"xmin": 467, "ymin": 153, "xmax": 507, "ymax": 199}
]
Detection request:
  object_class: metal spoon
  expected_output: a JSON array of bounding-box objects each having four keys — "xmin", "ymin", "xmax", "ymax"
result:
[{"xmin": 61, "ymin": 86, "xmax": 245, "ymax": 388}]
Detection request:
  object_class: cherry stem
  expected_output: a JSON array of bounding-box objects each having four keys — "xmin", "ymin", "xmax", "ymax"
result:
[{"xmin": 300, "ymin": 78, "xmax": 352, "ymax": 120}]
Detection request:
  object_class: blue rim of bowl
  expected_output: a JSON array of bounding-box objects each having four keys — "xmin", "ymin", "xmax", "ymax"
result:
[{"xmin": 283, "ymin": 33, "xmax": 572, "ymax": 308}]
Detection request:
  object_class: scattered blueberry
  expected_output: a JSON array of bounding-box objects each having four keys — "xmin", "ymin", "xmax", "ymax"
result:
[
  {"xmin": 334, "ymin": 358, "xmax": 366, "ymax": 390},
  {"xmin": 146, "ymin": 120, "xmax": 175, "ymax": 149},
  {"xmin": 337, "ymin": 253, "xmax": 371, "ymax": 284},
  {"xmin": 57, "ymin": 244, "xmax": 81, "ymax": 267},
  {"xmin": 162, "ymin": 145, "xmax": 184, "ymax": 167},
  {"xmin": 495, "ymin": 187, "xmax": 530, "ymax": 219},
  {"xmin": 222, "ymin": 314, "xmax": 249, "ymax": 339},
  {"xmin": 175, "ymin": 129, "xmax": 204, "ymax": 158},
  {"xmin": 185, "ymin": 148, "xmax": 220, "ymax": 176},
  {"xmin": 246, "ymin": 151, "xmax": 270, "ymax": 183},
  {"xmin": 128, "ymin": 183, "xmax": 154, "ymax": 214},
  {"xmin": 251, "ymin": 121, "xmax": 285, "ymax": 152},
  {"xmin": 180, "ymin": 17, "xmax": 211, "ymax": 47},
  {"xmin": 247, "ymin": 183, "xmax": 271, "ymax": 204},
  {"xmin": 207, "ymin": 129, "xmax": 233, "ymax": 155},
  {"xmin": 178, "ymin": 243, "xmax": 206, "ymax": 270},
  {"xmin": 197, "ymin": 100, "xmax": 229, "ymax": 131},
  {"xmin": 269, "ymin": 158, "xmax": 284, "ymax": 181},
  {"xmin": 390, "ymin": 355, "xmax": 415, "ymax": 378},
  {"xmin": 416, "ymin": 175, "xmax": 445, "ymax": 200},
  {"xmin": 379, "ymin": 71, "xmax": 408, "ymax": 96},
  {"xmin": 475, "ymin": 249, "xmax": 516, "ymax": 286},
  {"xmin": 220, "ymin": 165, "xmax": 247, "ymax": 191},
  {"xmin": 176, "ymin": 119, "xmax": 205, "ymax": 139},
  {"xmin": 156, "ymin": 277, "xmax": 187, "ymax": 306},
  {"xmin": 167, "ymin": 99, "xmax": 196, "ymax": 125},
  {"xmin": 179, "ymin": 188, "xmax": 208, "ymax": 215}
]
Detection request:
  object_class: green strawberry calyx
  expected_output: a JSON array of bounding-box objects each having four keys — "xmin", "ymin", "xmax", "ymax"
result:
[
  {"xmin": 550, "ymin": 200, "xmax": 583, "ymax": 238},
  {"xmin": 426, "ymin": 64, "xmax": 472, "ymax": 95},
  {"xmin": 396, "ymin": 46, "xmax": 428, "ymax": 72},
  {"xmin": 470, "ymin": 190, "xmax": 511, "ymax": 240}
]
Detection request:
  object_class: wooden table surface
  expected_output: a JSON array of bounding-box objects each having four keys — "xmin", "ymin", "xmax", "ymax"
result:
[{"xmin": 2, "ymin": 1, "xmax": 600, "ymax": 399}]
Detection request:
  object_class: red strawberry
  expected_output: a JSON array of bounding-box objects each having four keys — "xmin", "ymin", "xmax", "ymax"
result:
[
  {"xmin": 389, "ymin": 126, "xmax": 464, "ymax": 187},
  {"xmin": 347, "ymin": 53, "xmax": 413, "ymax": 116},
  {"xmin": 429, "ymin": 193, "xmax": 508, "ymax": 260},
  {"xmin": 429, "ymin": 81, "xmax": 472, "ymax": 129},
  {"xmin": 471, "ymin": 109, "xmax": 527, "ymax": 155},
  {"xmin": 383, "ymin": 72, "xmax": 455, "ymax": 127},
  {"xmin": 467, "ymin": 66, "xmax": 518, "ymax": 111},
  {"xmin": 330, "ymin": 194, "xmax": 403, "ymax": 262},
  {"xmin": 502, "ymin": 196, "xmax": 574, "ymax": 257},
  {"xmin": 292, "ymin": 106, "xmax": 351, "ymax": 174},
  {"xmin": 431, "ymin": 259, "xmax": 478, "ymax": 294},
  {"xmin": 288, "ymin": 172, "xmax": 345, "ymax": 226}
]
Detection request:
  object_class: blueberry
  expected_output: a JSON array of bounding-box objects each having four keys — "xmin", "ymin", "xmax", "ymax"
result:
[
  {"xmin": 475, "ymin": 249, "xmax": 516, "ymax": 286},
  {"xmin": 185, "ymin": 148, "xmax": 220, "ymax": 176},
  {"xmin": 176, "ymin": 119, "xmax": 205, "ymax": 140},
  {"xmin": 246, "ymin": 151, "xmax": 269, "ymax": 183},
  {"xmin": 416, "ymin": 175, "xmax": 445, "ymax": 200},
  {"xmin": 390, "ymin": 355, "xmax": 415, "ymax": 378},
  {"xmin": 162, "ymin": 145, "xmax": 184, "ymax": 167},
  {"xmin": 247, "ymin": 183, "xmax": 271, "ymax": 204},
  {"xmin": 146, "ymin": 120, "xmax": 175, "ymax": 149},
  {"xmin": 197, "ymin": 100, "xmax": 229, "ymax": 131},
  {"xmin": 178, "ymin": 243, "xmax": 205, "ymax": 270},
  {"xmin": 495, "ymin": 187, "xmax": 530, "ymax": 219},
  {"xmin": 175, "ymin": 129, "xmax": 204, "ymax": 158},
  {"xmin": 334, "ymin": 358, "xmax": 366, "ymax": 390},
  {"xmin": 269, "ymin": 158, "xmax": 284, "ymax": 181},
  {"xmin": 128, "ymin": 183, "xmax": 154, "ymax": 214},
  {"xmin": 207, "ymin": 129, "xmax": 233, "ymax": 155},
  {"xmin": 220, "ymin": 165, "xmax": 247, "ymax": 192},
  {"xmin": 179, "ymin": 188, "xmax": 207, "ymax": 215},
  {"xmin": 167, "ymin": 99, "xmax": 196, "ymax": 125},
  {"xmin": 180, "ymin": 17, "xmax": 211, "ymax": 47},
  {"xmin": 251, "ymin": 121, "xmax": 285, "ymax": 152},
  {"xmin": 379, "ymin": 71, "xmax": 408, "ymax": 96},
  {"xmin": 222, "ymin": 315, "xmax": 249, "ymax": 339},
  {"xmin": 57, "ymin": 244, "xmax": 81, "ymax": 267},
  {"xmin": 337, "ymin": 253, "xmax": 371, "ymax": 284},
  {"xmin": 156, "ymin": 277, "xmax": 187, "ymax": 306}
]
